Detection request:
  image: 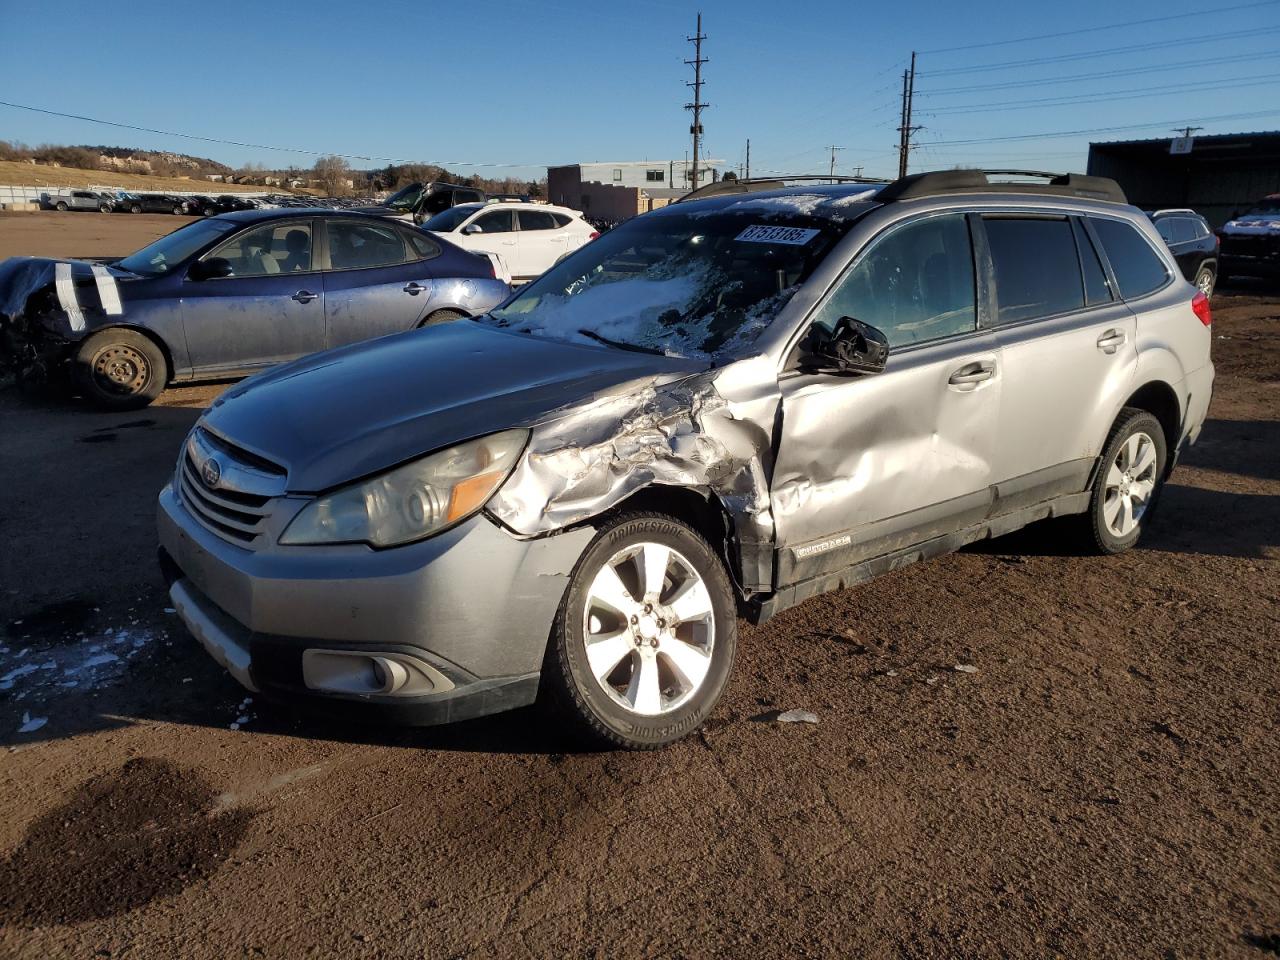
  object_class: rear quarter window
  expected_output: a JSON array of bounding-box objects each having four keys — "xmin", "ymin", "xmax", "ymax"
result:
[{"xmin": 1090, "ymin": 218, "xmax": 1171, "ymax": 300}]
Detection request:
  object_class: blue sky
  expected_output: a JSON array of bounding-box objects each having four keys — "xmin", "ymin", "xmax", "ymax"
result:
[{"xmin": 2, "ymin": 0, "xmax": 1279, "ymax": 181}]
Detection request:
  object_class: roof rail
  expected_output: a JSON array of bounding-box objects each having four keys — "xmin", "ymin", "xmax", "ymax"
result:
[
  {"xmin": 676, "ymin": 174, "xmax": 888, "ymax": 203},
  {"xmin": 877, "ymin": 169, "xmax": 1127, "ymax": 204}
]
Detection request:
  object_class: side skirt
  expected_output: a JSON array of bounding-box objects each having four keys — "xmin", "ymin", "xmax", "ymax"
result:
[{"xmin": 751, "ymin": 491, "xmax": 1091, "ymax": 624}]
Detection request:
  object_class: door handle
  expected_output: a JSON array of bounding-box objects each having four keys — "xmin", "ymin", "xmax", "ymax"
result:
[
  {"xmin": 403, "ymin": 282, "xmax": 427, "ymax": 295},
  {"xmin": 948, "ymin": 360, "xmax": 996, "ymax": 387},
  {"xmin": 1096, "ymin": 329, "xmax": 1127, "ymax": 353},
  {"xmin": 292, "ymin": 290, "xmax": 318, "ymax": 303}
]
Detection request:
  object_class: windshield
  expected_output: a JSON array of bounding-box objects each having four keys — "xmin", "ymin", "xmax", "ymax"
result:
[
  {"xmin": 422, "ymin": 206, "xmax": 475, "ymax": 232},
  {"xmin": 116, "ymin": 218, "xmax": 238, "ymax": 277},
  {"xmin": 385, "ymin": 183, "xmax": 424, "ymax": 211},
  {"xmin": 481, "ymin": 208, "xmax": 849, "ymax": 359}
]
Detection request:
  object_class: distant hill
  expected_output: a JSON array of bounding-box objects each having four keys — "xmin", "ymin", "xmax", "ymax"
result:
[{"xmin": 86, "ymin": 146, "xmax": 233, "ymax": 174}]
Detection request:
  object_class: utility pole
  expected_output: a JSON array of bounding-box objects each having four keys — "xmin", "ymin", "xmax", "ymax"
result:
[
  {"xmin": 897, "ymin": 51, "xmax": 921, "ymax": 179},
  {"xmin": 826, "ymin": 145, "xmax": 845, "ymax": 180},
  {"xmin": 685, "ymin": 13, "xmax": 708, "ymax": 190},
  {"xmin": 745, "ymin": 138, "xmax": 750, "ymax": 180},
  {"xmin": 1172, "ymin": 126, "xmax": 1204, "ymax": 138}
]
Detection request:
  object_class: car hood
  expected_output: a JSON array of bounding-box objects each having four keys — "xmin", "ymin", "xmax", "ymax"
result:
[
  {"xmin": 202, "ymin": 321, "xmax": 707, "ymax": 492},
  {"xmin": 1221, "ymin": 213, "xmax": 1280, "ymax": 233}
]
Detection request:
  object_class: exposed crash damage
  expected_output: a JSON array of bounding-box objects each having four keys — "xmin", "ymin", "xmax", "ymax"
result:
[
  {"xmin": 155, "ymin": 173, "xmax": 1214, "ymax": 749},
  {"xmin": 0, "ymin": 256, "xmax": 123, "ymax": 384},
  {"xmin": 490, "ymin": 359, "xmax": 780, "ymax": 595},
  {"xmin": 2, "ymin": 210, "xmax": 509, "ymax": 408}
]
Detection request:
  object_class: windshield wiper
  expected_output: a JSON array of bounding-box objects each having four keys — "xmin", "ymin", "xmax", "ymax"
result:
[{"xmin": 576, "ymin": 328, "xmax": 665, "ymax": 355}]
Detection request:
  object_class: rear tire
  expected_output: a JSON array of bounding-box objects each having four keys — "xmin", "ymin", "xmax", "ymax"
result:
[
  {"xmin": 173, "ymin": 205, "xmax": 184, "ymax": 215},
  {"xmin": 130, "ymin": 204, "xmax": 142, "ymax": 214},
  {"xmin": 73, "ymin": 329, "xmax": 168, "ymax": 410},
  {"xmin": 99, "ymin": 203, "xmax": 111, "ymax": 213},
  {"xmin": 542, "ymin": 513, "xmax": 737, "ymax": 750},
  {"xmin": 55, "ymin": 201, "xmax": 68, "ymax": 211},
  {"xmin": 418, "ymin": 309, "xmax": 465, "ymax": 327},
  {"xmin": 1079, "ymin": 408, "xmax": 1167, "ymax": 555},
  {"xmin": 1194, "ymin": 265, "xmax": 1215, "ymax": 298}
]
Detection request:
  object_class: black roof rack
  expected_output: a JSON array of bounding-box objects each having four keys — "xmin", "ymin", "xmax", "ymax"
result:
[
  {"xmin": 878, "ymin": 169, "xmax": 1127, "ymax": 204},
  {"xmin": 676, "ymin": 174, "xmax": 887, "ymax": 203}
]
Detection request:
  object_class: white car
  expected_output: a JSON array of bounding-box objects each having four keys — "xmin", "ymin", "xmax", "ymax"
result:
[{"xmin": 421, "ymin": 202, "xmax": 598, "ymax": 282}]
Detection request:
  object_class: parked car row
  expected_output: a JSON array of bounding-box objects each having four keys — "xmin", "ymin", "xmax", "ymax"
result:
[{"xmin": 1217, "ymin": 194, "xmax": 1280, "ymax": 283}]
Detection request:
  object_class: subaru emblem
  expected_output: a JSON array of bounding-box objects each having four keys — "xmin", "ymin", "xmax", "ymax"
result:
[{"xmin": 201, "ymin": 457, "xmax": 221, "ymax": 488}]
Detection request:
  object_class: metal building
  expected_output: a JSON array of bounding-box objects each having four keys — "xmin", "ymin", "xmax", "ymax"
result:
[{"xmin": 1087, "ymin": 131, "xmax": 1280, "ymax": 227}]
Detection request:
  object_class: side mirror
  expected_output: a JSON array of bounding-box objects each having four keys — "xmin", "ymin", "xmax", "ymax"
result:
[
  {"xmin": 462, "ymin": 223, "xmax": 483, "ymax": 235},
  {"xmin": 801, "ymin": 316, "xmax": 889, "ymax": 376},
  {"xmin": 189, "ymin": 257, "xmax": 233, "ymax": 281}
]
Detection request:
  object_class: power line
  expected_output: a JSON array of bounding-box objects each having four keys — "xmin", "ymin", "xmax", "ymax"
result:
[
  {"xmin": 918, "ymin": 55, "xmax": 1280, "ymax": 95},
  {"xmin": 919, "ymin": 0, "xmax": 1279, "ymax": 54},
  {"xmin": 920, "ymin": 25, "xmax": 1280, "ymax": 76},
  {"xmin": 923, "ymin": 71, "xmax": 1280, "ymax": 115},
  {"xmin": 926, "ymin": 108, "xmax": 1280, "ymax": 146},
  {"xmin": 0, "ymin": 99, "xmax": 548, "ymax": 170}
]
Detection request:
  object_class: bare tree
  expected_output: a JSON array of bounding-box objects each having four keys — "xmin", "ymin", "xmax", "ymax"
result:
[{"xmin": 313, "ymin": 155, "xmax": 351, "ymax": 195}]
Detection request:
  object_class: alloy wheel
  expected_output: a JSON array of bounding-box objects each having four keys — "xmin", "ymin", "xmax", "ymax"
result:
[
  {"xmin": 1103, "ymin": 431, "xmax": 1158, "ymax": 537},
  {"xmin": 581, "ymin": 541, "xmax": 715, "ymax": 716}
]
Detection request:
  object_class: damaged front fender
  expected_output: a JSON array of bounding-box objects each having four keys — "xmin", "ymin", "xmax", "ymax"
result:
[{"xmin": 489, "ymin": 355, "xmax": 781, "ymax": 594}]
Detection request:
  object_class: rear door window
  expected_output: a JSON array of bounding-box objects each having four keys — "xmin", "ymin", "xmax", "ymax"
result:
[
  {"xmin": 983, "ymin": 216, "xmax": 1084, "ymax": 325},
  {"xmin": 326, "ymin": 220, "xmax": 409, "ymax": 270},
  {"xmin": 1090, "ymin": 217, "xmax": 1171, "ymax": 299},
  {"xmin": 518, "ymin": 209, "xmax": 558, "ymax": 231},
  {"xmin": 1171, "ymin": 218, "xmax": 1197, "ymax": 244}
]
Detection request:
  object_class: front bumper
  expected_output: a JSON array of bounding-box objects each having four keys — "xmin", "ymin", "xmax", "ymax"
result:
[{"xmin": 157, "ymin": 483, "xmax": 594, "ymax": 724}]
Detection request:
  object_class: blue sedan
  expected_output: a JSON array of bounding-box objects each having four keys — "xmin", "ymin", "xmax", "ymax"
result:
[{"xmin": 0, "ymin": 209, "xmax": 510, "ymax": 408}]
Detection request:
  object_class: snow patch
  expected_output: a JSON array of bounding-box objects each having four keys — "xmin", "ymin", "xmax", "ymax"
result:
[{"xmin": 0, "ymin": 626, "xmax": 157, "ymax": 704}]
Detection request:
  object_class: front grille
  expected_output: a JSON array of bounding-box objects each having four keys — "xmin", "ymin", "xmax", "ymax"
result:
[{"xmin": 177, "ymin": 428, "xmax": 286, "ymax": 548}]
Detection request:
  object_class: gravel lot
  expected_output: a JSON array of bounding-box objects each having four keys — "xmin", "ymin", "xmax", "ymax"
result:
[{"xmin": 0, "ymin": 214, "xmax": 1277, "ymax": 958}]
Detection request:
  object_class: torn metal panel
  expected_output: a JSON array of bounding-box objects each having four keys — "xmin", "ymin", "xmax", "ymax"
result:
[{"xmin": 489, "ymin": 355, "xmax": 782, "ymax": 594}]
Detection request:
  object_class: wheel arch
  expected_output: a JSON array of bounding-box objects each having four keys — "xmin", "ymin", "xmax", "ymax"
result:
[
  {"xmin": 1119, "ymin": 379, "xmax": 1182, "ymax": 470},
  {"xmin": 603, "ymin": 484, "xmax": 755, "ymax": 606}
]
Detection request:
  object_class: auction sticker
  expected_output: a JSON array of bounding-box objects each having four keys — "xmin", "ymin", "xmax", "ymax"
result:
[{"xmin": 735, "ymin": 224, "xmax": 820, "ymax": 245}]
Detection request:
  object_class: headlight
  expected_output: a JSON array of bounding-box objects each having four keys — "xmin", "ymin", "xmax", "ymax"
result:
[{"xmin": 280, "ymin": 430, "xmax": 527, "ymax": 547}]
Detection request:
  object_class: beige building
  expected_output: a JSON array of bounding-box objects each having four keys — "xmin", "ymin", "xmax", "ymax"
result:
[{"xmin": 548, "ymin": 159, "xmax": 723, "ymax": 221}]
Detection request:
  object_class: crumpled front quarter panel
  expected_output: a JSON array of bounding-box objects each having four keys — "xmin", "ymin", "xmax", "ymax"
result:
[{"xmin": 489, "ymin": 356, "xmax": 781, "ymax": 591}]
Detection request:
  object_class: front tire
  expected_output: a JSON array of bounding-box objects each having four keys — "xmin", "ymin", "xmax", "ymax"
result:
[
  {"xmin": 173, "ymin": 205, "xmax": 184, "ymax": 215},
  {"xmin": 99, "ymin": 203, "xmax": 111, "ymax": 213},
  {"xmin": 73, "ymin": 329, "xmax": 167, "ymax": 410},
  {"xmin": 1081, "ymin": 409, "xmax": 1167, "ymax": 554},
  {"xmin": 543, "ymin": 514, "xmax": 737, "ymax": 749},
  {"xmin": 55, "ymin": 201, "xmax": 68, "ymax": 211}
]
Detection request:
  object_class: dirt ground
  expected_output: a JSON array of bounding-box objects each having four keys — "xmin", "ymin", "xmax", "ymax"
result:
[
  {"xmin": 0, "ymin": 217, "xmax": 1277, "ymax": 959},
  {"xmin": 0, "ymin": 210, "xmax": 199, "ymax": 260}
]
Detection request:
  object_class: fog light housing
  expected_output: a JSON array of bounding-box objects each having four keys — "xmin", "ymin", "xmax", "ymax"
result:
[{"xmin": 301, "ymin": 650, "xmax": 455, "ymax": 698}]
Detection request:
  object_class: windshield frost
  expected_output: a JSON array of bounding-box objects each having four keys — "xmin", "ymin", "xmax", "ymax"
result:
[{"xmin": 482, "ymin": 209, "xmax": 844, "ymax": 359}]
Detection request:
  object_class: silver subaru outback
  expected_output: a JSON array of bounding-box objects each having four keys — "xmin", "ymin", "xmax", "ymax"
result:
[{"xmin": 158, "ymin": 170, "xmax": 1214, "ymax": 748}]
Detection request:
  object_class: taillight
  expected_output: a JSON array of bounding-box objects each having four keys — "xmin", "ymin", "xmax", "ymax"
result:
[
  {"xmin": 1192, "ymin": 291, "xmax": 1212, "ymax": 326},
  {"xmin": 588, "ymin": 231, "xmax": 600, "ymax": 240}
]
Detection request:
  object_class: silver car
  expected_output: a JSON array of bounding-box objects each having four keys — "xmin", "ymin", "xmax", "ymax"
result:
[{"xmin": 158, "ymin": 170, "xmax": 1214, "ymax": 749}]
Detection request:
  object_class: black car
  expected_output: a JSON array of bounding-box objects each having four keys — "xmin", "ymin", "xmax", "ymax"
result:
[
  {"xmin": 1148, "ymin": 209, "xmax": 1218, "ymax": 296},
  {"xmin": 184, "ymin": 195, "xmax": 223, "ymax": 217},
  {"xmin": 115, "ymin": 193, "xmax": 191, "ymax": 215},
  {"xmin": 365, "ymin": 182, "xmax": 486, "ymax": 224},
  {"xmin": 1217, "ymin": 194, "xmax": 1280, "ymax": 283},
  {"xmin": 214, "ymin": 195, "xmax": 258, "ymax": 213}
]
